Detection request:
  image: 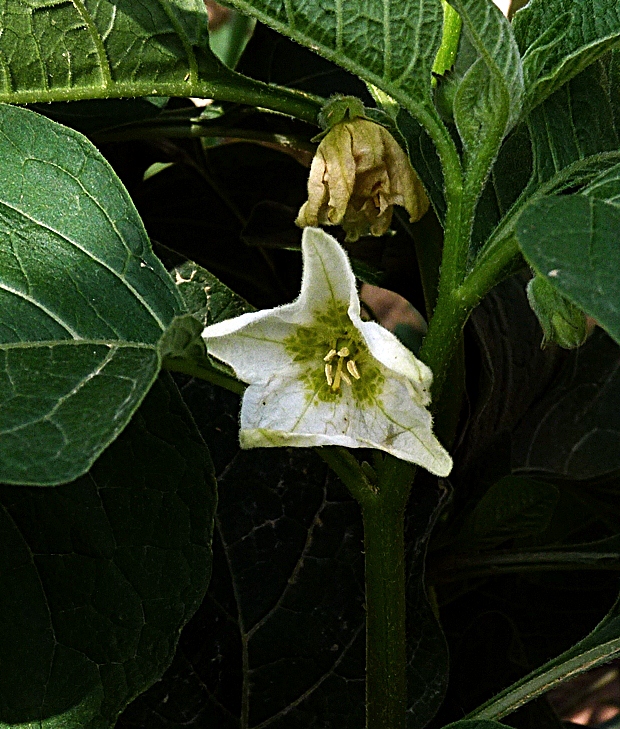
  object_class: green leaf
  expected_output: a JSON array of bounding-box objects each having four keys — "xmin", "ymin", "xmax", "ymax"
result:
[
  {"xmin": 118, "ymin": 383, "xmax": 449, "ymax": 729},
  {"xmin": 173, "ymin": 259, "xmax": 254, "ymax": 326},
  {"xmin": 471, "ymin": 60, "xmax": 620, "ymax": 285},
  {"xmin": 219, "ymin": 0, "xmax": 444, "ymax": 114},
  {"xmin": 514, "ymin": 0, "xmax": 620, "ymax": 113},
  {"xmin": 0, "ymin": 373, "xmax": 216, "ymax": 728},
  {"xmin": 517, "ymin": 195, "xmax": 620, "ymax": 346},
  {"xmin": 0, "ymin": 0, "xmax": 320, "ymax": 122},
  {"xmin": 467, "ymin": 589, "xmax": 620, "ymax": 721},
  {"xmin": 582, "ymin": 160, "xmax": 620, "ymax": 206},
  {"xmin": 527, "ymin": 61, "xmax": 619, "ymax": 186},
  {"xmin": 512, "ymin": 329, "xmax": 620, "ymax": 480},
  {"xmin": 456, "ymin": 476, "xmax": 559, "ymax": 549},
  {"xmin": 448, "ymin": 0, "xmax": 524, "ymax": 138},
  {"xmin": 0, "ymin": 104, "xmax": 184, "ymax": 486},
  {"xmin": 161, "ymin": 262, "xmax": 252, "ymax": 393}
]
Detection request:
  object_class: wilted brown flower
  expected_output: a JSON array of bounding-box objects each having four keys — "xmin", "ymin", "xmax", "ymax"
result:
[{"xmin": 296, "ymin": 117, "xmax": 429, "ymax": 242}]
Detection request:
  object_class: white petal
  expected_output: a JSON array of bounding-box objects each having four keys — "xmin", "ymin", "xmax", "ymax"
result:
[
  {"xmin": 239, "ymin": 373, "xmax": 365, "ymax": 449},
  {"xmin": 355, "ymin": 319, "xmax": 433, "ymax": 404},
  {"xmin": 238, "ymin": 369, "xmax": 452, "ymax": 477},
  {"xmin": 202, "ymin": 307, "xmax": 299, "ymax": 383},
  {"xmin": 359, "ymin": 374, "xmax": 452, "ymax": 476},
  {"xmin": 297, "ymin": 228, "xmax": 359, "ymax": 316}
]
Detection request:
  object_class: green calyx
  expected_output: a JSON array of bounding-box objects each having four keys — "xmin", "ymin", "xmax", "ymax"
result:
[
  {"xmin": 284, "ymin": 302, "xmax": 384, "ymax": 404},
  {"xmin": 317, "ymin": 95, "xmax": 367, "ymax": 131},
  {"xmin": 527, "ymin": 275, "xmax": 588, "ymax": 349}
]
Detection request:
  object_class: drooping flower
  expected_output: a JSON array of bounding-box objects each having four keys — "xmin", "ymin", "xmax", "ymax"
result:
[
  {"xmin": 295, "ymin": 117, "xmax": 429, "ymax": 242},
  {"xmin": 201, "ymin": 227, "xmax": 452, "ymax": 477}
]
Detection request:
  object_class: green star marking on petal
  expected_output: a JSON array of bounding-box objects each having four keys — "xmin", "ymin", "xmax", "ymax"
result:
[{"xmin": 284, "ymin": 302, "xmax": 385, "ymax": 404}]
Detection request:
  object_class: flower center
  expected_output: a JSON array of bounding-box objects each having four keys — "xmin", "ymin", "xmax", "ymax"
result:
[
  {"xmin": 323, "ymin": 343, "xmax": 361, "ymax": 391},
  {"xmin": 283, "ymin": 302, "xmax": 384, "ymax": 404}
]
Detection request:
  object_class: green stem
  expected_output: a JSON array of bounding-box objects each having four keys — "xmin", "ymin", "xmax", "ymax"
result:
[
  {"xmin": 162, "ymin": 356, "xmax": 245, "ymax": 394},
  {"xmin": 361, "ymin": 486, "xmax": 411, "ymax": 729},
  {"xmin": 458, "ymin": 234, "xmax": 522, "ymax": 309},
  {"xmin": 319, "ymin": 450, "xmax": 414, "ymax": 729},
  {"xmin": 419, "ymin": 287, "xmax": 470, "ymax": 403},
  {"xmin": 0, "ymin": 70, "xmax": 323, "ymax": 126}
]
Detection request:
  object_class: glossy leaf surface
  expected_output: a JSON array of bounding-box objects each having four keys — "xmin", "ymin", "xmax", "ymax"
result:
[{"xmin": 0, "ymin": 104, "xmax": 183, "ymax": 485}]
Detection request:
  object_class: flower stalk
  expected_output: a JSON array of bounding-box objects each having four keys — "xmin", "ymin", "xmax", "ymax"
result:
[{"xmin": 362, "ymin": 487, "xmax": 409, "ymax": 729}]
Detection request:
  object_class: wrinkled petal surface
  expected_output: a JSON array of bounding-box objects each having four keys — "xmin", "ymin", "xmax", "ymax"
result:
[{"xmin": 202, "ymin": 227, "xmax": 452, "ymax": 477}]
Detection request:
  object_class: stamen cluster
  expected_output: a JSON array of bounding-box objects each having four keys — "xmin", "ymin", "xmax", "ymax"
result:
[{"xmin": 323, "ymin": 344, "xmax": 361, "ymax": 390}]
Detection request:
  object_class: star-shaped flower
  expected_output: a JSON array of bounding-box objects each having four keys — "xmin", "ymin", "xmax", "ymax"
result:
[{"xmin": 201, "ymin": 228, "xmax": 452, "ymax": 477}]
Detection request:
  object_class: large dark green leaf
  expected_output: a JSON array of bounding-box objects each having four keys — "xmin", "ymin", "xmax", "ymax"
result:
[
  {"xmin": 517, "ymin": 195, "xmax": 620, "ymax": 346},
  {"xmin": 118, "ymin": 382, "xmax": 449, "ymax": 729},
  {"xmin": 220, "ymin": 0, "xmax": 444, "ymax": 115},
  {"xmin": 0, "ymin": 104, "xmax": 184, "ymax": 485},
  {"xmin": 0, "ymin": 0, "xmax": 318, "ymax": 119},
  {"xmin": 0, "ymin": 373, "xmax": 215, "ymax": 728},
  {"xmin": 514, "ymin": 0, "xmax": 620, "ymax": 113}
]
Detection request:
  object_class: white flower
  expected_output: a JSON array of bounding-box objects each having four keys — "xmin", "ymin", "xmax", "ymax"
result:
[{"xmin": 201, "ymin": 228, "xmax": 452, "ymax": 477}]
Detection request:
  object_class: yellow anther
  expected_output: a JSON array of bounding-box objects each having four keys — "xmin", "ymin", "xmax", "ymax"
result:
[
  {"xmin": 325, "ymin": 363, "xmax": 334, "ymax": 387},
  {"xmin": 340, "ymin": 370, "xmax": 352, "ymax": 386},
  {"xmin": 337, "ymin": 346, "xmax": 350, "ymax": 358},
  {"xmin": 332, "ymin": 356, "xmax": 345, "ymax": 391},
  {"xmin": 324, "ymin": 348, "xmax": 337, "ymax": 362},
  {"xmin": 347, "ymin": 359, "xmax": 361, "ymax": 380}
]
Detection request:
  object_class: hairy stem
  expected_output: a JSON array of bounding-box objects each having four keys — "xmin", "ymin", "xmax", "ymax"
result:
[{"xmin": 361, "ymin": 485, "xmax": 411, "ymax": 729}]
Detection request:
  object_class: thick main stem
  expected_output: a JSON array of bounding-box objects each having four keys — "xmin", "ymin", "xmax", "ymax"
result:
[{"xmin": 361, "ymin": 487, "xmax": 410, "ymax": 729}]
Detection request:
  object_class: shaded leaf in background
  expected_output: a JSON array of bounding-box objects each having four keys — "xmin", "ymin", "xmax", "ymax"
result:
[
  {"xmin": 443, "ymin": 722, "xmax": 512, "ymax": 729},
  {"xmin": 513, "ymin": 0, "xmax": 620, "ymax": 113},
  {"xmin": 527, "ymin": 61, "xmax": 619, "ymax": 187},
  {"xmin": 455, "ymin": 476, "xmax": 559, "ymax": 550},
  {"xmin": 512, "ymin": 329, "xmax": 620, "ymax": 480},
  {"xmin": 118, "ymin": 380, "xmax": 449, "ymax": 729},
  {"xmin": 454, "ymin": 273, "xmax": 562, "ymax": 484},
  {"xmin": 469, "ymin": 122, "xmax": 533, "ymax": 254},
  {"xmin": 136, "ymin": 142, "xmax": 307, "ymax": 309},
  {"xmin": 0, "ymin": 104, "xmax": 183, "ymax": 486},
  {"xmin": 468, "ymin": 589, "xmax": 620, "ymax": 722},
  {"xmin": 0, "ymin": 373, "xmax": 215, "ymax": 728},
  {"xmin": 30, "ymin": 98, "xmax": 169, "ymax": 137},
  {"xmin": 237, "ymin": 23, "xmax": 372, "ymax": 101},
  {"xmin": 472, "ymin": 57, "xmax": 620, "ymax": 275}
]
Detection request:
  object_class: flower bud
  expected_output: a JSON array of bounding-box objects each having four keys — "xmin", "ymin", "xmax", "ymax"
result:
[
  {"xmin": 527, "ymin": 275, "xmax": 588, "ymax": 349},
  {"xmin": 296, "ymin": 117, "xmax": 429, "ymax": 242}
]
